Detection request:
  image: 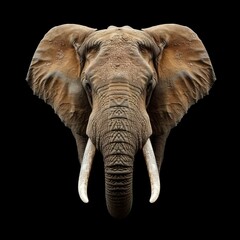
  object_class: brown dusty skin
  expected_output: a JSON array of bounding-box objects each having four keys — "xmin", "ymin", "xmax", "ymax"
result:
[{"xmin": 26, "ymin": 23, "xmax": 216, "ymax": 218}]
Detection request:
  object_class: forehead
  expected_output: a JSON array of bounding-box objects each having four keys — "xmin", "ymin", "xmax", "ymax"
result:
[
  {"xmin": 84, "ymin": 26, "xmax": 158, "ymax": 50},
  {"xmin": 81, "ymin": 27, "xmax": 158, "ymax": 83}
]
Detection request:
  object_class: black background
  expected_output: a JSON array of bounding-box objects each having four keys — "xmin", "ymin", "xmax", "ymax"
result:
[{"xmin": 7, "ymin": 2, "xmax": 236, "ymax": 238}]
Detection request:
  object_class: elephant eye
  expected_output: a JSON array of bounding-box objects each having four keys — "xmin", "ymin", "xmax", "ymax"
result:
[
  {"xmin": 146, "ymin": 79, "xmax": 154, "ymax": 92},
  {"xmin": 146, "ymin": 79, "xmax": 155, "ymax": 107},
  {"xmin": 85, "ymin": 42, "xmax": 100, "ymax": 56},
  {"xmin": 138, "ymin": 43, "xmax": 154, "ymax": 61},
  {"xmin": 83, "ymin": 79, "xmax": 93, "ymax": 107},
  {"xmin": 138, "ymin": 44, "xmax": 148, "ymax": 54},
  {"xmin": 85, "ymin": 81, "xmax": 92, "ymax": 94}
]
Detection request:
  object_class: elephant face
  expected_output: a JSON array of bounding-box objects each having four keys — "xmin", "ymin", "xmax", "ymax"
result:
[
  {"xmin": 80, "ymin": 27, "xmax": 158, "ymax": 150},
  {"xmin": 26, "ymin": 23, "xmax": 216, "ymax": 219}
]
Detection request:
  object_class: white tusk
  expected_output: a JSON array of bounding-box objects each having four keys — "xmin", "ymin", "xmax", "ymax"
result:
[
  {"xmin": 142, "ymin": 138, "xmax": 160, "ymax": 203},
  {"xmin": 78, "ymin": 138, "xmax": 96, "ymax": 203}
]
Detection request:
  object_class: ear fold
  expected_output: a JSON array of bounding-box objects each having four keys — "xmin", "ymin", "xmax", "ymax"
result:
[
  {"xmin": 26, "ymin": 24, "xmax": 96, "ymax": 135},
  {"xmin": 143, "ymin": 24, "xmax": 216, "ymax": 135}
]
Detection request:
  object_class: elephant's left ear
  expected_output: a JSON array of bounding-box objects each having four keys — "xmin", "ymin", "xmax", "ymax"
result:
[{"xmin": 143, "ymin": 24, "xmax": 216, "ymax": 134}]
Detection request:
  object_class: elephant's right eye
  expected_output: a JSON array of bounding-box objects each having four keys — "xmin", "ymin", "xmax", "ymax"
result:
[
  {"xmin": 83, "ymin": 79, "xmax": 93, "ymax": 107},
  {"xmin": 85, "ymin": 43, "xmax": 100, "ymax": 58},
  {"xmin": 83, "ymin": 80, "xmax": 92, "ymax": 94}
]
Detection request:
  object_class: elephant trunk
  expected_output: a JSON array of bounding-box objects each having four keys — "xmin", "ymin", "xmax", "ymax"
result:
[
  {"xmin": 99, "ymin": 99, "xmax": 154, "ymax": 218},
  {"xmin": 78, "ymin": 137, "xmax": 160, "ymax": 219},
  {"xmin": 103, "ymin": 139, "xmax": 160, "ymax": 219},
  {"xmin": 98, "ymin": 96, "xmax": 142, "ymax": 218},
  {"xmin": 80, "ymin": 86, "xmax": 160, "ymax": 218},
  {"xmin": 102, "ymin": 133, "xmax": 135, "ymax": 218},
  {"xmin": 104, "ymin": 154, "xmax": 133, "ymax": 218}
]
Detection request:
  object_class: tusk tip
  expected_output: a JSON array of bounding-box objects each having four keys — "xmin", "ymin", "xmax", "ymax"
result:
[
  {"xmin": 149, "ymin": 196, "xmax": 157, "ymax": 203},
  {"xmin": 78, "ymin": 184, "xmax": 89, "ymax": 203},
  {"xmin": 80, "ymin": 192, "xmax": 89, "ymax": 203},
  {"xmin": 149, "ymin": 188, "xmax": 160, "ymax": 203},
  {"xmin": 82, "ymin": 198, "xmax": 89, "ymax": 204},
  {"xmin": 149, "ymin": 195, "xmax": 158, "ymax": 203}
]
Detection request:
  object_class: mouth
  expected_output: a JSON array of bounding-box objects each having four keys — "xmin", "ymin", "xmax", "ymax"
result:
[{"xmin": 78, "ymin": 138, "xmax": 160, "ymax": 204}]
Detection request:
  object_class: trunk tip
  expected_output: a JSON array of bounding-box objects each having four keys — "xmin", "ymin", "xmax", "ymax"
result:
[{"xmin": 106, "ymin": 200, "xmax": 132, "ymax": 219}]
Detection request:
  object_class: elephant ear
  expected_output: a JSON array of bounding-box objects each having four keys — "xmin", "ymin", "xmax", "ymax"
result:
[
  {"xmin": 26, "ymin": 24, "xmax": 96, "ymax": 135},
  {"xmin": 143, "ymin": 24, "xmax": 216, "ymax": 134}
]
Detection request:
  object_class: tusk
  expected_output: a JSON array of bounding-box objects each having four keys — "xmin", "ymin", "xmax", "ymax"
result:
[
  {"xmin": 142, "ymin": 138, "xmax": 160, "ymax": 203},
  {"xmin": 78, "ymin": 138, "xmax": 96, "ymax": 203}
]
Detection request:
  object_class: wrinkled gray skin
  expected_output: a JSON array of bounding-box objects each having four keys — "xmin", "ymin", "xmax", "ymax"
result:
[{"xmin": 26, "ymin": 23, "xmax": 216, "ymax": 218}]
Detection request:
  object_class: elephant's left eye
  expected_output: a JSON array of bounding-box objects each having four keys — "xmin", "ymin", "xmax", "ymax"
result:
[
  {"xmin": 138, "ymin": 44, "xmax": 148, "ymax": 54},
  {"xmin": 146, "ymin": 79, "xmax": 154, "ymax": 92},
  {"xmin": 138, "ymin": 43, "xmax": 153, "ymax": 61},
  {"xmin": 146, "ymin": 79, "xmax": 155, "ymax": 107}
]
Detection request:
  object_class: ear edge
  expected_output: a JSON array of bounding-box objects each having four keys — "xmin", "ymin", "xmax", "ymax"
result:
[
  {"xmin": 26, "ymin": 24, "xmax": 96, "ymax": 135},
  {"xmin": 144, "ymin": 23, "xmax": 216, "ymax": 135}
]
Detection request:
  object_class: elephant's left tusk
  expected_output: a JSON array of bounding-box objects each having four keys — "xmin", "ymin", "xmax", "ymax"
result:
[
  {"xmin": 78, "ymin": 138, "xmax": 96, "ymax": 203},
  {"xmin": 142, "ymin": 138, "xmax": 160, "ymax": 203}
]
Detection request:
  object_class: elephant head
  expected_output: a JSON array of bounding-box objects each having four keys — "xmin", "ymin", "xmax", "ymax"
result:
[{"xmin": 26, "ymin": 23, "xmax": 216, "ymax": 219}]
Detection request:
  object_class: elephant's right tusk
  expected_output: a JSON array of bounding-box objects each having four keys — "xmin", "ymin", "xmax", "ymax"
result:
[
  {"xmin": 142, "ymin": 138, "xmax": 160, "ymax": 203},
  {"xmin": 78, "ymin": 138, "xmax": 96, "ymax": 203}
]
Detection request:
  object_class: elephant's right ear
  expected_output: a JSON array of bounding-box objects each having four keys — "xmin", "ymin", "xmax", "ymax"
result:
[{"xmin": 26, "ymin": 24, "xmax": 96, "ymax": 134}]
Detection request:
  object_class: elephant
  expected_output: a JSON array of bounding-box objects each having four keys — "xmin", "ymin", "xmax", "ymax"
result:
[{"xmin": 26, "ymin": 23, "xmax": 216, "ymax": 219}]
